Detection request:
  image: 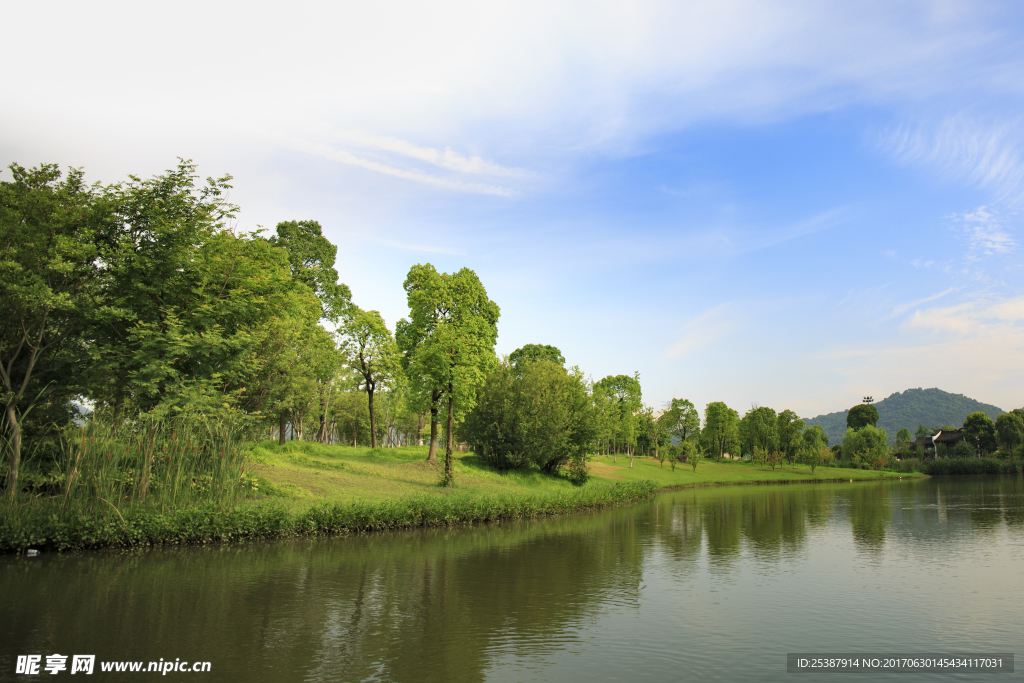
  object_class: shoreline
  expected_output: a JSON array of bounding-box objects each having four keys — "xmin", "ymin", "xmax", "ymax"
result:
[{"xmin": 2, "ymin": 469, "xmax": 929, "ymax": 555}]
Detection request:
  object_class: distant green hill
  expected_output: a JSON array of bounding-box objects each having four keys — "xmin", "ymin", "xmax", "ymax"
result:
[{"xmin": 804, "ymin": 388, "xmax": 1006, "ymax": 445}]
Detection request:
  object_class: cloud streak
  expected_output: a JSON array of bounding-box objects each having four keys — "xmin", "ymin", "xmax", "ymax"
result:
[
  {"xmin": 879, "ymin": 115, "xmax": 1024, "ymax": 203},
  {"xmin": 335, "ymin": 130, "xmax": 530, "ymax": 178},
  {"xmin": 664, "ymin": 304, "xmax": 740, "ymax": 359}
]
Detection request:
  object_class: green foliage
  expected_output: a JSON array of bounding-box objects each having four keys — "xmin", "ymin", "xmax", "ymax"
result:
[
  {"xmin": 688, "ymin": 444, "xmax": 703, "ymax": 471},
  {"xmin": 461, "ymin": 359, "xmax": 595, "ymax": 475},
  {"xmin": 799, "ymin": 445, "xmax": 833, "ymax": 473},
  {"xmin": 923, "ymin": 457, "xmax": 1018, "ymax": 476},
  {"xmin": 271, "ymin": 219, "xmax": 351, "ymax": 322},
  {"xmin": 841, "ymin": 425, "xmax": 889, "ymax": 469},
  {"xmin": 805, "ymin": 388, "xmax": 1005, "ymax": 446},
  {"xmin": 741, "ymin": 406, "xmax": 778, "ymax": 456},
  {"xmin": 702, "ymin": 401, "xmax": 739, "ymax": 461},
  {"xmin": 340, "ymin": 306, "xmax": 401, "ymax": 448},
  {"xmin": 509, "ymin": 344, "xmax": 564, "ymax": 369},
  {"xmin": 662, "ymin": 398, "xmax": 700, "ymax": 444},
  {"xmin": 847, "ymin": 404, "xmax": 879, "ymax": 430},
  {"xmin": 776, "ymin": 409, "xmax": 805, "ymax": 464},
  {"xmin": 995, "ymin": 410, "xmax": 1024, "ymax": 456},
  {"xmin": 593, "ymin": 373, "xmax": 642, "ymax": 459},
  {"xmin": 1, "ymin": 163, "xmax": 112, "ymax": 494},
  {"xmin": 396, "ymin": 264, "xmax": 500, "ymax": 484},
  {"xmin": 962, "ymin": 411, "xmax": 997, "ymax": 455},
  {"xmin": 0, "ymin": 480, "xmax": 658, "ymax": 552},
  {"xmin": 952, "ymin": 440, "xmax": 973, "ymax": 458}
]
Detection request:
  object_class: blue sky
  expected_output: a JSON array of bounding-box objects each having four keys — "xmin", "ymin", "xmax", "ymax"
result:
[{"xmin": 4, "ymin": 0, "xmax": 1024, "ymax": 417}]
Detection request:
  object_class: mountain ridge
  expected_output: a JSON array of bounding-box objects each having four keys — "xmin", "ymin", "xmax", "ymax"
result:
[{"xmin": 803, "ymin": 388, "xmax": 1006, "ymax": 446}]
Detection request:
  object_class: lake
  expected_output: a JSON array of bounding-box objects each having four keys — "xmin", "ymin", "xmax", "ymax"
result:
[{"xmin": 2, "ymin": 476, "xmax": 1021, "ymax": 681}]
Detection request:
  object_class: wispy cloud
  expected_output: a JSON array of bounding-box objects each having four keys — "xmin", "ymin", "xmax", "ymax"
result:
[
  {"xmin": 952, "ymin": 205, "xmax": 1017, "ymax": 260},
  {"xmin": 372, "ymin": 238, "xmax": 467, "ymax": 256},
  {"xmin": 263, "ymin": 132, "xmax": 519, "ymax": 197},
  {"xmin": 816, "ymin": 294, "xmax": 1024, "ymax": 410},
  {"xmin": 664, "ymin": 303, "xmax": 739, "ymax": 359},
  {"xmin": 336, "ymin": 130, "xmax": 529, "ymax": 178},
  {"xmin": 891, "ymin": 287, "xmax": 956, "ymax": 317},
  {"xmin": 879, "ymin": 115, "xmax": 1024, "ymax": 203}
]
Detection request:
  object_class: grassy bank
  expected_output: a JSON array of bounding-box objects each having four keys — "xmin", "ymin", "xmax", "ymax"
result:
[{"xmin": 1, "ymin": 442, "xmax": 922, "ymax": 553}]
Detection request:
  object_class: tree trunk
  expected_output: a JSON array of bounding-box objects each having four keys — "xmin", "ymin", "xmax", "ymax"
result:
[
  {"xmin": 368, "ymin": 382, "xmax": 377, "ymax": 448},
  {"xmin": 426, "ymin": 391, "xmax": 440, "ymax": 462},
  {"xmin": 279, "ymin": 410, "xmax": 287, "ymax": 446},
  {"xmin": 4, "ymin": 404, "xmax": 21, "ymax": 497},
  {"xmin": 443, "ymin": 383, "xmax": 455, "ymax": 486}
]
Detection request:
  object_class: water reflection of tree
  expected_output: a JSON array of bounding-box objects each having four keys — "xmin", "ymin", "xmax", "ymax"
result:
[
  {"xmin": 0, "ymin": 508, "xmax": 654, "ymax": 683},
  {"xmin": 847, "ymin": 484, "xmax": 892, "ymax": 551}
]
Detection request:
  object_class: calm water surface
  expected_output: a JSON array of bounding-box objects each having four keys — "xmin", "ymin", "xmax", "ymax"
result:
[{"xmin": 2, "ymin": 477, "xmax": 1022, "ymax": 682}]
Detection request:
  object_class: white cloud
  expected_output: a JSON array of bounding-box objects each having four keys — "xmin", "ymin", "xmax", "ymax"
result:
[
  {"xmin": 664, "ymin": 304, "xmax": 740, "ymax": 359},
  {"xmin": 334, "ymin": 131, "xmax": 530, "ymax": 178},
  {"xmin": 818, "ymin": 294, "xmax": 1024, "ymax": 411},
  {"xmin": 891, "ymin": 287, "xmax": 956, "ymax": 317},
  {"xmin": 879, "ymin": 116, "xmax": 1024, "ymax": 203},
  {"xmin": 275, "ymin": 135, "xmax": 518, "ymax": 197},
  {"xmin": 952, "ymin": 205, "xmax": 1017, "ymax": 259}
]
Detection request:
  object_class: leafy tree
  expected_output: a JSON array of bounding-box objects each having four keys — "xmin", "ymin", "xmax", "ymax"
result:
[
  {"xmin": 594, "ymin": 373, "xmax": 642, "ymax": 467},
  {"xmin": 508, "ymin": 343, "xmax": 564, "ymax": 369},
  {"xmin": 802, "ymin": 425, "xmax": 828, "ymax": 450},
  {"xmin": 271, "ymin": 220, "xmax": 351, "ymax": 323},
  {"xmin": 895, "ymin": 428, "xmax": 912, "ymax": 457},
  {"xmin": 847, "ymin": 404, "xmax": 879, "ymax": 431},
  {"xmin": 995, "ymin": 411, "xmax": 1024, "ymax": 459},
  {"xmin": 687, "ymin": 443, "xmax": 703, "ymax": 471},
  {"xmin": 800, "ymin": 445, "xmax": 833, "ymax": 473},
  {"xmin": 777, "ymin": 409, "xmax": 805, "ymax": 464},
  {"xmin": 461, "ymin": 359, "xmax": 595, "ymax": 479},
  {"xmin": 1, "ymin": 163, "xmax": 111, "ymax": 495},
  {"xmin": 702, "ymin": 401, "xmax": 739, "ymax": 462},
  {"xmin": 397, "ymin": 264, "xmax": 500, "ymax": 485},
  {"xmin": 741, "ymin": 406, "xmax": 778, "ymax": 456},
  {"xmin": 340, "ymin": 306, "xmax": 401, "ymax": 448},
  {"xmin": 914, "ymin": 425, "xmax": 934, "ymax": 440},
  {"xmin": 842, "ymin": 425, "xmax": 889, "ymax": 468},
  {"xmin": 662, "ymin": 398, "xmax": 700, "ymax": 445},
  {"xmin": 962, "ymin": 411, "xmax": 996, "ymax": 456}
]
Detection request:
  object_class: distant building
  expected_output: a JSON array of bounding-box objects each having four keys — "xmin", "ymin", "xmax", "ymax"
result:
[{"xmin": 907, "ymin": 429, "xmax": 964, "ymax": 459}]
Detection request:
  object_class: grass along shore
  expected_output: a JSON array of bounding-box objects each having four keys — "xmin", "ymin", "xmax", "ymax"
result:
[{"xmin": 1, "ymin": 442, "xmax": 920, "ymax": 553}]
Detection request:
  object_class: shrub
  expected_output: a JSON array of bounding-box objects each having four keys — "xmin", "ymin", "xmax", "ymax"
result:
[
  {"xmin": 461, "ymin": 359, "xmax": 596, "ymax": 474},
  {"xmin": 923, "ymin": 458, "xmax": 1016, "ymax": 476}
]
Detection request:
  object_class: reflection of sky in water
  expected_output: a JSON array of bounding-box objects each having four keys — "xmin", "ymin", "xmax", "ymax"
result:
[{"xmin": 2, "ymin": 478, "xmax": 1021, "ymax": 683}]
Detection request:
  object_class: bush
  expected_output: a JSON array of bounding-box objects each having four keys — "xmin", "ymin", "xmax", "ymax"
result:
[
  {"xmin": 896, "ymin": 457, "xmax": 923, "ymax": 473},
  {"xmin": 461, "ymin": 359, "xmax": 595, "ymax": 474},
  {"xmin": 923, "ymin": 457, "xmax": 1017, "ymax": 476}
]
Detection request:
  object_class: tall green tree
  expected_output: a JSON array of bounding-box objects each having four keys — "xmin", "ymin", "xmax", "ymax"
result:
[
  {"xmin": 662, "ymin": 398, "xmax": 700, "ymax": 445},
  {"xmin": 741, "ymin": 406, "xmax": 779, "ymax": 458},
  {"xmin": 340, "ymin": 306, "xmax": 401, "ymax": 448},
  {"xmin": 702, "ymin": 401, "xmax": 739, "ymax": 462},
  {"xmin": 594, "ymin": 373, "xmax": 642, "ymax": 467},
  {"xmin": 776, "ymin": 409, "xmax": 805, "ymax": 465},
  {"xmin": 1, "ymin": 163, "xmax": 110, "ymax": 495},
  {"xmin": 271, "ymin": 220, "xmax": 351, "ymax": 323},
  {"xmin": 995, "ymin": 410, "xmax": 1024, "ymax": 459},
  {"xmin": 509, "ymin": 343, "xmax": 565, "ymax": 369},
  {"xmin": 895, "ymin": 427, "xmax": 912, "ymax": 457},
  {"xmin": 397, "ymin": 264, "xmax": 500, "ymax": 485},
  {"xmin": 847, "ymin": 404, "xmax": 879, "ymax": 431},
  {"xmin": 962, "ymin": 411, "xmax": 997, "ymax": 456}
]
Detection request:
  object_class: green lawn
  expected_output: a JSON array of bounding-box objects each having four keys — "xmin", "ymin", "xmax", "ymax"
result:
[{"xmin": 252, "ymin": 442, "xmax": 920, "ymax": 506}]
